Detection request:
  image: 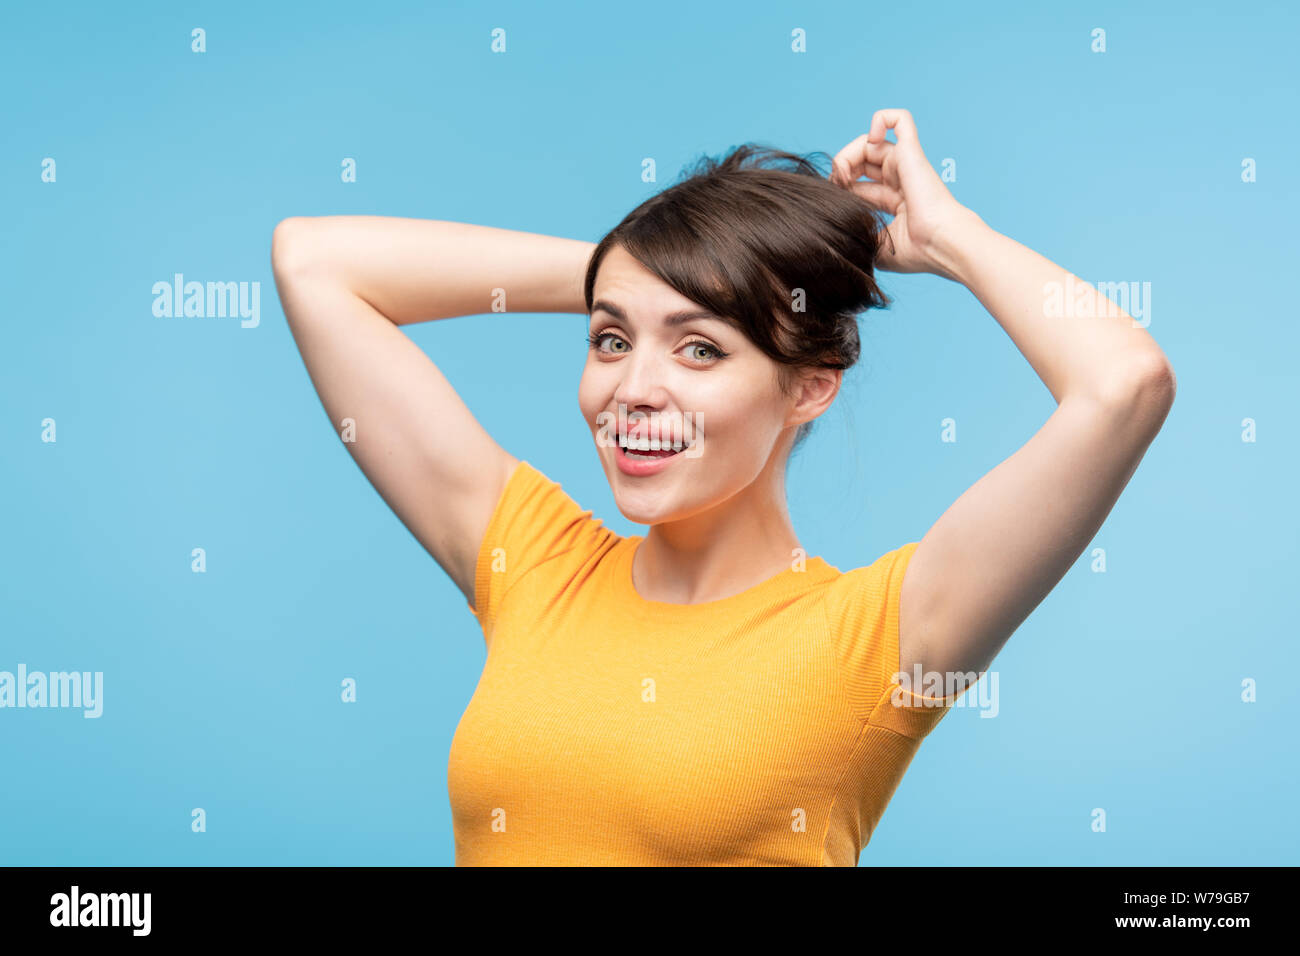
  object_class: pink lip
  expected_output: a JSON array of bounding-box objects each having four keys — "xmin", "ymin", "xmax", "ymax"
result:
[{"xmin": 614, "ymin": 439, "xmax": 683, "ymax": 477}]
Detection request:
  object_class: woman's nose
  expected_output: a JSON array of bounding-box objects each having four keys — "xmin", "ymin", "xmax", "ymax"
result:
[{"xmin": 612, "ymin": 354, "xmax": 670, "ymax": 410}]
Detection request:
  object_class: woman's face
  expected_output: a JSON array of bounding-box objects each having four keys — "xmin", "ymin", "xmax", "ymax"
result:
[{"xmin": 578, "ymin": 244, "xmax": 831, "ymax": 526}]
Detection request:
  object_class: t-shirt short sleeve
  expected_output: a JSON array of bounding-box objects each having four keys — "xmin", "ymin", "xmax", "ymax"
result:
[
  {"xmin": 824, "ymin": 541, "xmax": 978, "ymax": 740},
  {"xmin": 469, "ymin": 459, "xmax": 612, "ymax": 643}
]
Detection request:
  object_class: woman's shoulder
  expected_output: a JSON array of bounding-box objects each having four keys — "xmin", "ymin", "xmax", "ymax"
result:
[
  {"xmin": 819, "ymin": 541, "xmax": 956, "ymax": 737},
  {"xmin": 472, "ymin": 460, "xmax": 627, "ymax": 625},
  {"xmin": 499, "ymin": 459, "xmax": 620, "ymax": 534},
  {"xmin": 821, "ymin": 542, "xmax": 920, "ymax": 604}
]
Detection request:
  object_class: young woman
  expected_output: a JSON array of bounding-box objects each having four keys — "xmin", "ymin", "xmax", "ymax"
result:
[{"xmin": 271, "ymin": 109, "xmax": 1176, "ymax": 866}]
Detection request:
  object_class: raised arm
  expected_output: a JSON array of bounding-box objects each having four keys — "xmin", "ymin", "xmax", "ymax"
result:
[
  {"xmin": 270, "ymin": 216, "xmax": 595, "ymax": 607},
  {"xmin": 832, "ymin": 110, "xmax": 1176, "ymax": 694}
]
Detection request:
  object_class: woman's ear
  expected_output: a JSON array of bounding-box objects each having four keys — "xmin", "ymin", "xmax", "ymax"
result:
[{"xmin": 787, "ymin": 367, "xmax": 841, "ymax": 429}]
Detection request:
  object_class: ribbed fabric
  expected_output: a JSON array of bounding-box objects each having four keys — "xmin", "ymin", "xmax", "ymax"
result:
[{"xmin": 449, "ymin": 460, "xmax": 974, "ymax": 866}]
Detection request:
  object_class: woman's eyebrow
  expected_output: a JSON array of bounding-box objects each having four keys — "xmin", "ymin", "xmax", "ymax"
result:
[{"xmin": 591, "ymin": 298, "xmax": 736, "ymax": 329}]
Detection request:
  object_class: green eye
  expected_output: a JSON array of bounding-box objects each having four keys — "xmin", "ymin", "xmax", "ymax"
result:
[
  {"xmin": 587, "ymin": 331, "xmax": 629, "ymax": 352},
  {"xmin": 684, "ymin": 340, "xmax": 726, "ymax": 363}
]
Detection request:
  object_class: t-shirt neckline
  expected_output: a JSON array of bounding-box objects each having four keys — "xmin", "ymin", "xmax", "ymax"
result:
[{"xmin": 614, "ymin": 536, "xmax": 835, "ymax": 614}]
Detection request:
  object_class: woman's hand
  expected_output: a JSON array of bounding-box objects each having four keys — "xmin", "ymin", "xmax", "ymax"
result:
[{"xmin": 830, "ymin": 109, "xmax": 978, "ymax": 280}]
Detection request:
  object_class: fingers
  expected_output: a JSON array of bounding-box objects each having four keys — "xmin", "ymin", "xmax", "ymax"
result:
[
  {"xmin": 867, "ymin": 108, "xmax": 919, "ymax": 145},
  {"xmin": 831, "ymin": 134, "xmax": 894, "ymax": 186},
  {"xmin": 839, "ymin": 160, "xmax": 883, "ymax": 182},
  {"xmin": 847, "ymin": 180, "xmax": 901, "ymax": 215}
]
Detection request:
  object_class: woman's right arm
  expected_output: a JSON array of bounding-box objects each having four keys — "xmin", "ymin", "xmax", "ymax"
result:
[{"xmin": 270, "ymin": 216, "xmax": 596, "ymax": 609}]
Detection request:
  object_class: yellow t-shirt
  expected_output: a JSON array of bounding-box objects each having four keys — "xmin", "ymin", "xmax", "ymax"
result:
[{"xmin": 450, "ymin": 460, "xmax": 971, "ymax": 866}]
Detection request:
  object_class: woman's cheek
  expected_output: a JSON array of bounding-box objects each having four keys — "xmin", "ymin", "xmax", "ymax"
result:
[{"xmin": 576, "ymin": 372, "xmax": 608, "ymax": 426}]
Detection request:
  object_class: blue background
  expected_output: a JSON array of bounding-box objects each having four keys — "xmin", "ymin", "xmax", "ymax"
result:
[{"xmin": 2, "ymin": 0, "xmax": 1296, "ymax": 866}]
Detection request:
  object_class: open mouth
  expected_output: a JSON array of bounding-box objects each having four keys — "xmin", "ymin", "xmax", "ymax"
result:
[{"xmin": 618, "ymin": 437, "xmax": 685, "ymax": 460}]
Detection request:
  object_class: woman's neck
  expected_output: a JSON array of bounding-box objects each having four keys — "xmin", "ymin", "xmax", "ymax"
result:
[{"xmin": 630, "ymin": 475, "xmax": 802, "ymax": 605}]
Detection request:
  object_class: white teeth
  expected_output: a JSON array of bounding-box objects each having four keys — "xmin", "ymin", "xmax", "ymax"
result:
[{"xmin": 623, "ymin": 437, "xmax": 683, "ymax": 452}]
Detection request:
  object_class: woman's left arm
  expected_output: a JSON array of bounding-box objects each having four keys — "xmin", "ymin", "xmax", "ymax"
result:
[{"xmin": 832, "ymin": 109, "xmax": 1176, "ymax": 691}]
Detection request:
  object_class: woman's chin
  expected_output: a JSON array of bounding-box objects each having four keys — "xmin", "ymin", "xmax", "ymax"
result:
[
  {"xmin": 610, "ymin": 491, "xmax": 683, "ymax": 528},
  {"xmin": 614, "ymin": 503, "xmax": 668, "ymax": 527}
]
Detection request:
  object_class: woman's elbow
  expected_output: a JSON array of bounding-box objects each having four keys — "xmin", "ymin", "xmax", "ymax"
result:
[{"xmin": 271, "ymin": 217, "xmax": 316, "ymax": 277}]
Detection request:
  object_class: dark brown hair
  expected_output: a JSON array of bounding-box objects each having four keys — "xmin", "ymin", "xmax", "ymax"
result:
[{"xmin": 583, "ymin": 143, "xmax": 892, "ymax": 456}]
